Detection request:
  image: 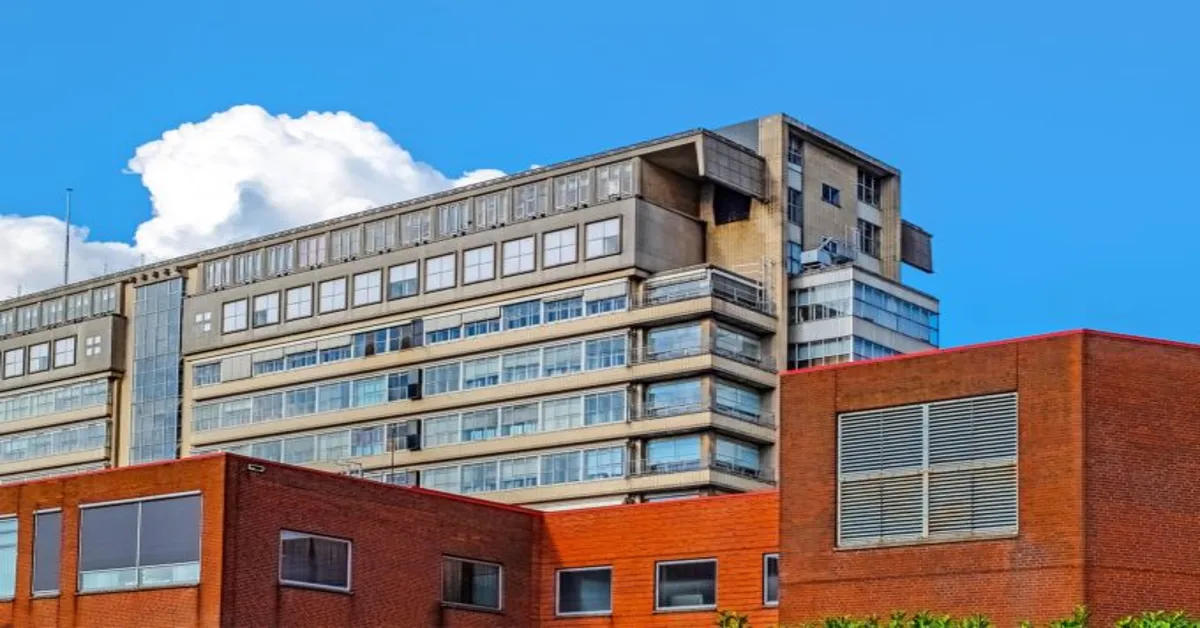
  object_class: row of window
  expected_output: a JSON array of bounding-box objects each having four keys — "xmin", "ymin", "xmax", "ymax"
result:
[
  {"xmin": 191, "ymin": 333, "xmax": 629, "ymax": 432},
  {"xmin": 0, "ymin": 285, "xmax": 119, "ymax": 340},
  {"xmin": 195, "ymin": 281, "xmax": 629, "ymax": 387},
  {"xmin": 203, "ymin": 162, "xmax": 634, "ymax": 291},
  {"xmin": 786, "ymin": 336, "xmax": 900, "ymax": 370},
  {"xmin": 217, "ymin": 218, "xmax": 622, "ymax": 335},
  {"xmin": 788, "ymin": 281, "xmax": 939, "ymax": 344},
  {"xmin": 2, "ymin": 337, "xmax": 81, "ymax": 380},
  {"xmin": 0, "ymin": 379, "xmax": 108, "ymax": 425},
  {"xmin": 0, "ymin": 421, "xmax": 108, "ymax": 464}
]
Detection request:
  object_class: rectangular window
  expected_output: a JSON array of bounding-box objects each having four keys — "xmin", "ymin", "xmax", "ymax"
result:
[
  {"xmin": 222, "ymin": 300, "xmax": 248, "ymax": 333},
  {"xmin": 437, "ymin": 201, "xmax": 471, "ymax": 237},
  {"xmin": 786, "ymin": 241, "xmax": 803, "ymax": 277},
  {"xmin": 232, "ymin": 251, "xmax": 259, "ymax": 283},
  {"xmin": 33, "ymin": 510, "xmax": 61, "ymax": 595},
  {"xmin": 821, "ymin": 183, "xmax": 841, "ymax": 207},
  {"xmin": 499, "ymin": 456, "xmax": 539, "ymax": 489},
  {"xmin": 540, "ymin": 450, "xmax": 581, "ymax": 484},
  {"xmin": 401, "ymin": 210, "xmax": 432, "ymax": 245},
  {"xmin": 286, "ymin": 285, "xmax": 313, "ymax": 320},
  {"xmin": 858, "ymin": 170, "xmax": 882, "ymax": 206},
  {"xmin": 3, "ymin": 349, "xmax": 24, "ymax": 378},
  {"xmin": 364, "ymin": 217, "xmax": 397, "ymax": 253},
  {"xmin": 542, "ymin": 397, "xmax": 581, "ymax": 432},
  {"xmin": 647, "ymin": 324, "xmax": 702, "ymax": 360},
  {"xmin": 645, "ymin": 379, "xmax": 702, "ymax": 416},
  {"xmin": 352, "ymin": 271, "xmax": 382, "ymax": 306},
  {"xmin": 193, "ymin": 363, "xmax": 221, "ymax": 387},
  {"xmin": 646, "ymin": 435, "xmax": 702, "ymax": 471},
  {"xmin": 330, "ymin": 226, "xmax": 361, "ymax": 261},
  {"xmin": 0, "ymin": 311, "xmax": 13, "ymax": 336},
  {"xmin": 542, "ymin": 342, "xmax": 582, "ymax": 377},
  {"xmin": 584, "ymin": 337, "xmax": 625, "ymax": 370},
  {"xmin": 462, "ymin": 357, "xmax": 500, "ymax": 389},
  {"xmin": 583, "ymin": 447, "xmax": 624, "ymax": 480},
  {"xmin": 42, "ymin": 299, "xmax": 64, "ymax": 326},
  {"xmin": 54, "ymin": 337, "xmax": 76, "ymax": 368},
  {"xmin": 586, "ymin": 295, "xmax": 626, "ymax": 315},
  {"xmin": 763, "ymin": 554, "xmax": 779, "ymax": 605},
  {"xmin": 253, "ymin": 293, "xmax": 280, "ymax": 326},
  {"xmin": 425, "ymin": 254, "xmax": 456, "ymax": 291},
  {"xmin": 318, "ymin": 278, "xmax": 347, "ymax": 313},
  {"xmin": 789, "ymin": 281, "xmax": 852, "ymax": 324},
  {"xmin": 543, "ymin": 227, "xmax": 577, "ymax": 267},
  {"xmin": 264, "ymin": 242, "xmax": 294, "ymax": 276},
  {"xmin": 714, "ymin": 437, "xmax": 761, "ymax": 475},
  {"xmin": 78, "ymin": 494, "xmax": 201, "ymax": 592},
  {"xmin": 585, "ymin": 218, "xmax": 620, "ymax": 259},
  {"xmin": 461, "ymin": 462, "xmax": 498, "ymax": 494},
  {"xmin": 787, "ymin": 187, "xmax": 803, "ymax": 225},
  {"xmin": 554, "ymin": 171, "xmax": 592, "ymax": 210},
  {"xmin": 557, "ymin": 567, "xmax": 612, "ymax": 616},
  {"xmin": 442, "ymin": 557, "xmax": 502, "ymax": 610},
  {"xmin": 502, "ymin": 300, "xmax": 540, "ymax": 330},
  {"xmin": 838, "ymin": 393, "xmax": 1018, "ymax": 547},
  {"xmin": 297, "ymin": 235, "xmax": 327, "ymax": 267},
  {"xmin": 544, "ymin": 296, "xmax": 583, "ymax": 323},
  {"xmin": 65, "ymin": 292, "xmax": 91, "ymax": 320},
  {"xmin": 28, "ymin": 343, "xmax": 50, "ymax": 373},
  {"xmin": 714, "ymin": 380, "xmax": 762, "ymax": 422},
  {"xmin": 463, "ymin": 246, "xmax": 495, "ymax": 284},
  {"xmin": 656, "ymin": 559, "xmax": 716, "ymax": 611},
  {"xmin": 502, "ymin": 237, "xmax": 535, "ymax": 275},
  {"xmin": 858, "ymin": 219, "xmax": 882, "ymax": 258},
  {"xmin": 461, "ymin": 409, "xmax": 499, "ymax": 442},
  {"xmin": 584, "ymin": 391, "xmax": 625, "ymax": 425},
  {"xmin": 0, "ymin": 519, "xmax": 13, "ymax": 598},
  {"xmin": 17, "ymin": 305, "xmax": 39, "ymax": 332},
  {"xmin": 474, "ymin": 191, "xmax": 507, "ymax": 229},
  {"xmin": 423, "ymin": 363, "xmax": 461, "ymax": 396},
  {"xmin": 426, "ymin": 327, "xmax": 462, "ymax": 344},
  {"xmin": 596, "ymin": 161, "xmax": 633, "ymax": 200},
  {"xmin": 787, "ymin": 337, "xmax": 852, "ymax": 369},
  {"xmin": 513, "ymin": 181, "xmax": 549, "ymax": 220},
  {"xmin": 502, "ymin": 349, "xmax": 540, "ymax": 383},
  {"xmin": 501, "ymin": 403, "xmax": 538, "ymax": 436},
  {"xmin": 787, "ymin": 133, "xmax": 804, "ymax": 167},
  {"xmin": 388, "ymin": 263, "xmax": 419, "ymax": 299},
  {"xmin": 464, "ymin": 316, "xmax": 500, "ymax": 337},
  {"xmin": 279, "ymin": 531, "xmax": 351, "ymax": 592},
  {"xmin": 92, "ymin": 286, "xmax": 117, "ymax": 315},
  {"xmin": 423, "ymin": 416, "xmax": 460, "ymax": 448}
]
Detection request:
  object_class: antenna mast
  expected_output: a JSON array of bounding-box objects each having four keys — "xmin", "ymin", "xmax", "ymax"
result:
[{"xmin": 63, "ymin": 188, "xmax": 73, "ymax": 285}]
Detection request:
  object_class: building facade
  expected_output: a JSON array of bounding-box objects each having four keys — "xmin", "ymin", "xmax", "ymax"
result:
[{"xmin": 0, "ymin": 114, "xmax": 937, "ymax": 509}]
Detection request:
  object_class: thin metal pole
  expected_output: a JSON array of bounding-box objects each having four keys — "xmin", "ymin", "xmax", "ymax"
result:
[{"xmin": 64, "ymin": 188, "xmax": 73, "ymax": 285}]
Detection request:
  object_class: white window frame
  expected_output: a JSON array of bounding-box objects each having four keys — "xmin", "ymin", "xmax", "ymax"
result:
[
  {"xmin": 278, "ymin": 530, "xmax": 352, "ymax": 593},
  {"xmin": 318, "ymin": 278, "xmax": 347, "ymax": 313},
  {"xmin": 425, "ymin": 254, "xmax": 457, "ymax": 292},
  {"xmin": 352, "ymin": 271, "xmax": 383, "ymax": 307},
  {"xmin": 222, "ymin": 300, "xmax": 248, "ymax": 333},
  {"xmin": 252, "ymin": 293, "xmax": 280, "ymax": 327},
  {"xmin": 297, "ymin": 235, "xmax": 327, "ymax": 267},
  {"xmin": 285, "ymin": 285, "xmax": 313, "ymax": 320},
  {"xmin": 763, "ymin": 553, "xmax": 779, "ymax": 606},
  {"xmin": 543, "ymin": 227, "xmax": 577, "ymax": 268},
  {"xmin": 502, "ymin": 237, "xmax": 535, "ymax": 276},
  {"xmin": 555, "ymin": 566, "xmax": 613, "ymax": 617},
  {"xmin": 654, "ymin": 558, "xmax": 717, "ymax": 612},
  {"xmin": 463, "ymin": 245, "xmax": 495, "ymax": 284},
  {"xmin": 585, "ymin": 218, "xmax": 621, "ymax": 259},
  {"xmin": 388, "ymin": 263, "xmax": 419, "ymax": 299},
  {"xmin": 54, "ymin": 337, "xmax": 76, "ymax": 368}
]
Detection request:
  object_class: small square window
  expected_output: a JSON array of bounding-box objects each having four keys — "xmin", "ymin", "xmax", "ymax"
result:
[
  {"xmin": 463, "ymin": 246, "xmax": 495, "ymax": 284},
  {"xmin": 352, "ymin": 271, "xmax": 382, "ymax": 307},
  {"xmin": 502, "ymin": 237, "xmax": 535, "ymax": 276},
  {"xmin": 821, "ymin": 184, "xmax": 841, "ymax": 207},
  {"xmin": 543, "ymin": 227, "xmax": 577, "ymax": 267},
  {"xmin": 84, "ymin": 336, "xmax": 103, "ymax": 357},
  {"xmin": 253, "ymin": 293, "xmax": 280, "ymax": 327},
  {"xmin": 585, "ymin": 218, "xmax": 620, "ymax": 259},
  {"xmin": 223, "ymin": 300, "xmax": 248, "ymax": 333},
  {"xmin": 318, "ymin": 279, "xmax": 347, "ymax": 313},
  {"xmin": 425, "ymin": 254, "xmax": 457, "ymax": 292}
]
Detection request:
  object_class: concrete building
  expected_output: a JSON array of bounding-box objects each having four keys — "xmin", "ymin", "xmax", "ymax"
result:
[{"xmin": 0, "ymin": 114, "xmax": 937, "ymax": 509}]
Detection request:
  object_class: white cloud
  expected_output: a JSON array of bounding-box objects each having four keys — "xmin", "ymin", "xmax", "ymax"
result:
[{"xmin": 0, "ymin": 104, "xmax": 504, "ymax": 300}]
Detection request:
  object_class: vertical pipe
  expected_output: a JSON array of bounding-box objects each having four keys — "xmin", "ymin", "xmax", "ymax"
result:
[{"xmin": 64, "ymin": 188, "xmax": 73, "ymax": 285}]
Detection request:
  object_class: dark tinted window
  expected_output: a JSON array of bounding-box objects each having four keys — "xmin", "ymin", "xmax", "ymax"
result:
[
  {"xmin": 140, "ymin": 495, "xmax": 201, "ymax": 566},
  {"xmin": 280, "ymin": 531, "xmax": 351, "ymax": 591},
  {"xmin": 656, "ymin": 560, "xmax": 716, "ymax": 610},
  {"xmin": 32, "ymin": 511, "xmax": 61, "ymax": 594},
  {"xmin": 443, "ymin": 557, "xmax": 501, "ymax": 610},
  {"xmin": 557, "ymin": 567, "xmax": 612, "ymax": 615},
  {"xmin": 764, "ymin": 554, "xmax": 779, "ymax": 604},
  {"xmin": 79, "ymin": 503, "xmax": 138, "ymax": 572}
]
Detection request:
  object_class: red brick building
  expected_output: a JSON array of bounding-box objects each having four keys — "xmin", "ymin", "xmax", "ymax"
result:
[{"xmin": 0, "ymin": 330, "xmax": 1195, "ymax": 627}]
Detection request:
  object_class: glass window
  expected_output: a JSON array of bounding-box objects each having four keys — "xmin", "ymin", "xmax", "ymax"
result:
[
  {"xmin": 287, "ymin": 350, "xmax": 319, "ymax": 370},
  {"xmin": 78, "ymin": 494, "xmax": 201, "ymax": 592},
  {"xmin": 821, "ymin": 183, "xmax": 841, "ymax": 207},
  {"xmin": 543, "ymin": 227, "xmax": 577, "ymax": 267},
  {"xmin": 656, "ymin": 560, "xmax": 717, "ymax": 610},
  {"xmin": 222, "ymin": 300, "xmax": 248, "ymax": 332},
  {"xmin": 3, "ymin": 349, "xmax": 24, "ymax": 379},
  {"xmin": 502, "ymin": 349, "xmax": 540, "ymax": 384},
  {"xmin": 512, "ymin": 180, "xmax": 548, "ymax": 220},
  {"xmin": 646, "ymin": 380, "xmax": 702, "ymax": 416},
  {"xmin": 715, "ymin": 326, "xmax": 763, "ymax": 363},
  {"xmin": 253, "ymin": 293, "xmax": 280, "ymax": 326},
  {"xmin": 715, "ymin": 438, "xmax": 761, "ymax": 475},
  {"xmin": 463, "ymin": 246, "xmax": 495, "ymax": 284},
  {"xmin": 279, "ymin": 531, "xmax": 351, "ymax": 592},
  {"xmin": 421, "ymin": 466, "xmax": 460, "ymax": 493},
  {"xmin": 647, "ymin": 324, "xmax": 702, "ymax": 360},
  {"xmin": 596, "ymin": 161, "xmax": 633, "ymax": 199},
  {"xmin": 583, "ymin": 447, "xmax": 624, "ymax": 480},
  {"xmin": 542, "ymin": 342, "xmax": 582, "ymax": 377},
  {"xmin": 364, "ymin": 217, "xmax": 397, "ymax": 253},
  {"xmin": 646, "ymin": 435, "xmax": 702, "ymax": 471},
  {"xmin": 542, "ymin": 397, "xmax": 581, "ymax": 432},
  {"xmin": 462, "ymin": 357, "xmax": 500, "ymax": 390},
  {"xmin": 352, "ymin": 271, "xmax": 382, "ymax": 306},
  {"xmin": 330, "ymin": 227, "xmax": 361, "ymax": 261},
  {"xmin": 92, "ymin": 286, "xmax": 118, "ymax": 315},
  {"xmin": 285, "ymin": 285, "xmax": 312, "ymax": 320},
  {"xmin": 584, "ymin": 337, "xmax": 625, "ymax": 370},
  {"xmin": 714, "ymin": 380, "xmax": 762, "ymax": 421},
  {"xmin": 858, "ymin": 170, "xmax": 882, "ymax": 206},
  {"xmin": 464, "ymin": 317, "xmax": 500, "ymax": 338},
  {"xmin": 499, "ymin": 457, "xmax": 539, "ymax": 489},
  {"xmin": 400, "ymin": 210, "xmax": 432, "ymax": 245},
  {"xmin": 461, "ymin": 461, "xmax": 498, "ymax": 494},
  {"xmin": 0, "ymin": 518, "xmax": 14, "ymax": 598},
  {"xmin": 474, "ymin": 191, "xmax": 507, "ymax": 228},
  {"xmin": 54, "ymin": 337, "xmax": 76, "ymax": 368},
  {"xmin": 33, "ymin": 510, "xmax": 61, "ymax": 595},
  {"xmin": 584, "ymin": 391, "xmax": 625, "ymax": 425},
  {"xmin": 502, "ymin": 300, "xmax": 540, "ymax": 329},
  {"xmin": 193, "ymin": 363, "xmax": 221, "ymax": 387},
  {"xmin": 461, "ymin": 409, "xmax": 499, "ymax": 442},
  {"xmin": 586, "ymin": 295, "xmax": 627, "ymax": 315},
  {"xmin": 42, "ymin": 299, "xmax": 64, "ymax": 326},
  {"xmin": 17, "ymin": 304, "xmax": 40, "ymax": 332},
  {"xmin": 787, "ymin": 187, "xmax": 803, "ymax": 225},
  {"xmin": 437, "ymin": 201, "xmax": 471, "ymax": 237},
  {"xmin": 353, "ymin": 376, "xmax": 386, "ymax": 407},
  {"xmin": 585, "ymin": 218, "xmax": 620, "ymax": 259},
  {"xmin": 786, "ymin": 241, "xmax": 803, "ymax": 277},
  {"xmin": 554, "ymin": 171, "xmax": 592, "ymax": 210},
  {"xmin": 540, "ymin": 451, "xmax": 581, "ymax": 485},
  {"xmin": 0, "ymin": 311, "xmax": 12, "ymax": 336},
  {"xmin": 788, "ymin": 133, "xmax": 804, "ymax": 166},
  {"xmin": 423, "ymin": 363, "xmax": 461, "ymax": 396},
  {"xmin": 502, "ymin": 237, "xmax": 535, "ymax": 275},
  {"xmin": 764, "ymin": 554, "xmax": 779, "ymax": 605},
  {"xmin": 557, "ymin": 567, "xmax": 612, "ymax": 616},
  {"xmin": 298, "ymin": 235, "xmax": 327, "ymax": 267},
  {"xmin": 28, "ymin": 343, "xmax": 50, "ymax": 373},
  {"xmin": 286, "ymin": 388, "xmax": 317, "ymax": 417},
  {"xmin": 423, "ymin": 416, "xmax": 460, "ymax": 448},
  {"xmin": 501, "ymin": 403, "xmax": 538, "ymax": 437},
  {"xmin": 264, "ymin": 242, "xmax": 294, "ymax": 276},
  {"xmin": 426, "ymin": 326, "xmax": 462, "ymax": 344},
  {"xmin": 858, "ymin": 219, "xmax": 882, "ymax": 258},
  {"xmin": 425, "ymin": 254, "xmax": 457, "ymax": 291},
  {"xmin": 65, "ymin": 292, "xmax": 91, "ymax": 320},
  {"xmin": 442, "ymin": 557, "xmax": 502, "ymax": 610},
  {"xmin": 544, "ymin": 296, "xmax": 583, "ymax": 323},
  {"xmin": 388, "ymin": 262, "xmax": 419, "ymax": 299},
  {"xmin": 318, "ymin": 278, "xmax": 347, "ymax": 313}
]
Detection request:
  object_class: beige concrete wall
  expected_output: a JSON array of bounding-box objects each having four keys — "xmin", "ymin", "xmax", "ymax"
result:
[
  {"xmin": 639, "ymin": 158, "xmax": 700, "ymax": 216},
  {"xmin": 0, "ymin": 315, "xmax": 126, "ymax": 393}
]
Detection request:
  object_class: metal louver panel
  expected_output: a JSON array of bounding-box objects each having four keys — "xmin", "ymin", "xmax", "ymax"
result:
[
  {"xmin": 839, "ymin": 406, "xmax": 924, "ymax": 474},
  {"xmin": 839, "ymin": 475, "xmax": 924, "ymax": 543},
  {"xmin": 928, "ymin": 466, "xmax": 1017, "ymax": 535},
  {"xmin": 928, "ymin": 393, "xmax": 1017, "ymax": 465}
]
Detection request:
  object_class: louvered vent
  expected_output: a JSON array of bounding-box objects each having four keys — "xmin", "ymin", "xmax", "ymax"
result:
[
  {"xmin": 929, "ymin": 394, "xmax": 1018, "ymax": 464},
  {"xmin": 839, "ymin": 405, "xmax": 923, "ymax": 474},
  {"xmin": 840, "ymin": 475, "xmax": 924, "ymax": 542},
  {"xmin": 929, "ymin": 466, "xmax": 1018, "ymax": 534}
]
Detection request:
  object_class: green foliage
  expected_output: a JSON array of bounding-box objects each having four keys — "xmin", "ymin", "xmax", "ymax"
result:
[
  {"xmin": 717, "ymin": 609, "xmax": 752, "ymax": 628},
  {"xmin": 725, "ymin": 606, "xmax": 1200, "ymax": 628},
  {"xmin": 1115, "ymin": 611, "xmax": 1200, "ymax": 628},
  {"xmin": 1049, "ymin": 606, "xmax": 1091, "ymax": 628}
]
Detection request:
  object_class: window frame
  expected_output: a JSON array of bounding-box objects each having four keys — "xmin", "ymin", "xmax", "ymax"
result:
[
  {"xmin": 28, "ymin": 343, "xmax": 51, "ymax": 373},
  {"xmin": 821, "ymin": 183, "xmax": 841, "ymax": 207},
  {"xmin": 584, "ymin": 217, "xmax": 621, "ymax": 260},
  {"xmin": 277, "ymin": 529, "xmax": 353, "ymax": 594},
  {"xmin": 501, "ymin": 237, "xmax": 535, "ymax": 276},
  {"xmin": 252, "ymin": 292, "xmax": 281, "ymax": 327},
  {"xmin": 542, "ymin": 227, "xmax": 578, "ymax": 268},
  {"xmin": 388, "ymin": 262, "xmax": 420, "ymax": 300},
  {"xmin": 318, "ymin": 278, "xmax": 348, "ymax": 314},
  {"xmin": 352, "ymin": 270, "xmax": 383, "ymax": 307},
  {"xmin": 762, "ymin": 553, "xmax": 779, "ymax": 606},
  {"xmin": 285, "ymin": 285, "xmax": 313, "ymax": 321},
  {"xmin": 441, "ymin": 556, "xmax": 504, "ymax": 612},
  {"xmin": 53, "ymin": 337, "xmax": 76, "ymax": 368},
  {"xmin": 76, "ymin": 491, "xmax": 202, "ymax": 594},
  {"xmin": 222, "ymin": 299, "xmax": 248, "ymax": 333},
  {"xmin": 555, "ymin": 565, "xmax": 613, "ymax": 617},
  {"xmin": 32, "ymin": 508, "xmax": 62, "ymax": 596},
  {"xmin": 425, "ymin": 254, "xmax": 457, "ymax": 292},
  {"xmin": 654, "ymin": 558, "xmax": 718, "ymax": 612},
  {"xmin": 2, "ymin": 348, "xmax": 23, "ymax": 379},
  {"xmin": 463, "ymin": 245, "xmax": 496, "ymax": 284}
]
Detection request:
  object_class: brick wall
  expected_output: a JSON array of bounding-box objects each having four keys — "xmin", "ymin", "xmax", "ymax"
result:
[
  {"xmin": 779, "ymin": 333, "xmax": 1088, "ymax": 626},
  {"xmin": 538, "ymin": 491, "xmax": 779, "ymax": 627}
]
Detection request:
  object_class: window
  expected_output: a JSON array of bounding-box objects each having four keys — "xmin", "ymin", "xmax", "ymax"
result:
[
  {"xmin": 763, "ymin": 554, "xmax": 779, "ymax": 605},
  {"xmin": 442, "ymin": 557, "xmax": 502, "ymax": 610},
  {"xmin": 0, "ymin": 311, "xmax": 12, "ymax": 336},
  {"xmin": 787, "ymin": 133, "xmax": 804, "ymax": 167},
  {"xmin": 584, "ymin": 337, "xmax": 625, "ymax": 370},
  {"xmin": 222, "ymin": 300, "xmax": 248, "ymax": 332},
  {"xmin": 85, "ymin": 336, "xmax": 102, "ymax": 357},
  {"xmin": 0, "ymin": 519, "xmax": 13, "ymax": 598},
  {"xmin": 544, "ymin": 296, "xmax": 582, "ymax": 323},
  {"xmin": 66, "ymin": 292, "xmax": 90, "ymax": 320},
  {"xmin": 714, "ymin": 437, "xmax": 761, "ymax": 475},
  {"xmin": 502, "ymin": 300, "xmax": 540, "ymax": 330},
  {"xmin": 541, "ymin": 450, "xmax": 582, "ymax": 484},
  {"xmin": 426, "ymin": 326, "xmax": 462, "ymax": 344},
  {"xmin": 838, "ymin": 393, "xmax": 1018, "ymax": 547},
  {"xmin": 646, "ymin": 435, "xmax": 701, "ymax": 472},
  {"xmin": 499, "ymin": 457, "xmax": 539, "ymax": 489},
  {"xmin": 424, "ymin": 363, "xmax": 461, "ymax": 396},
  {"xmin": 437, "ymin": 201, "xmax": 471, "ymax": 237},
  {"xmin": 714, "ymin": 380, "xmax": 762, "ymax": 421},
  {"xmin": 462, "ymin": 357, "xmax": 500, "ymax": 389},
  {"xmin": 193, "ymin": 312, "xmax": 213, "ymax": 334},
  {"xmin": 513, "ymin": 181, "xmax": 549, "ymax": 220},
  {"xmin": 858, "ymin": 170, "xmax": 882, "ymax": 206},
  {"xmin": 3, "ymin": 349, "xmax": 24, "ymax": 379},
  {"xmin": 596, "ymin": 161, "xmax": 633, "ymax": 199},
  {"xmin": 854, "ymin": 282, "xmax": 939, "ymax": 344},
  {"xmin": 17, "ymin": 305, "xmax": 39, "ymax": 332},
  {"xmin": 787, "ymin": 187, "xmax": 803, "ymax": 225},
  {"xmin": 425, "ymin": 254, "xmax": 456, "ymax": 291},
  {"xmin": 713, "ymin": 185, "xmax": 751, "ymax": 224},
  {"xmin": 264, "ymin": 242, "xmax": 294, "ymax": 276},
  {"xmin": 787, "ymin": 337, "xmax": 852, "ymax": 369},
  {"xmin": 54, "ymin": 337, "xmax": 76, "ymax": 368},
  {"xmin": 585, "ymin": 218, "xmax": 620, "ymax": 259},
  {"xmin": 461, "ymin": 409, "xmax": 499, "ymax": 442},
  {"xmin": 253, "ymin": 293, "xmax": 280, "ymax": 326},
  {"xmin": 461, "ymin": 461, "xmax": 498, "ymax": 494},
  {"xmin": 401, "ymin": 210, "xmax": 432, "ymax": 245},
  {"xmin": 92, "ymin": 286, "xmax": 117, "ymax": 315},
  {"xmin": 28, "ymin": 343, "xmax": 50, "ymax": 373},
  {"xmin": 715, "ymin": 326, "xmax": 762, "ymax": 364},
  {"xmin": 584, "ymin": 391, "xmax": 625, "ymax": 425},
  {"xmin": 352, "ymin": 271, "xmax": 382, "ymax": 306},
  {"xmin": 193, "ymin": 363, "xmax": 220, "ymax": 387},
  {"xmin": 542, "ymin": 398, "xmax": 581, "ymax": 432},
  {"xmin": 465, "ymin": 316, "xmax": 500, "ymax": 337},
  {"xmin": 858, "ymin": 219, "xmax": 882, "ymax": 258},
  {"xmin": 501, "ymin": 404, "xmax": 538, "ymax": 436},
  {"xmin": 542, "ymin": 342, "xmax": 582, "ymax": 376},
  {"xmin": 645, "ymin": 380, "xmax": 702, "ymax": 416},
  {"xmin": 33, "ymin": 510, "xmax": 61, "ymax": 595},
  {"xmin": 647, "ymin": 324, "xmax": 702, "ymax": 360},
  {"xmin": 78, "ymin": 494, "xmax": 201, "ymax": 592},
  {"xmin": 318, "ymin": 278, "xmax": 347, "ymax": 313},
  {"xmin": 786, "ymin": 241, "xmax": 803, "ymax": 277},
  {"xmin": 586, "ymin": 294, "xmax": 626, "ymax": 315},
  {"xmin": 43, "ymin": 299, "xmax": 64, "ymax": 326},
  {"xmin": 423, "ymin": 416, "xmax": 460, "ymax": 448},
  {"xmin": 298, "ymin": 235, "xmax": 327, "ymax": 267},
  {"xmin": 364, "ymin": 218, "xmax": 397, "ymax": 253},
  {"xmin": 502, "ymin": 350, "xmax": 540, "ymax": 383},
  {"xmin": 330, "ymin": 227, "xmax": 361, "ymax": 261},
  {"xmin": 502, "ymin": 237, "xmax": 535, "ymax": 275},
  {"xmin": 583, "ymin": 447, "xmax": 624, "ymax": 480},
  {"xmin": 789, "ymin": 281, "xmax": 852, "ymax": 324},
  {"xmin": 554, "ymin": 171, "xmax": 591, "ymax": 210},
  {"xmin": 463, "ymin": 246, "xmax": 495, "ymax": 284},
  {"xmin": 542, "ymin": 227, "xmax": 577, "ymax": 267},
  {"xmin": 279, "ymin": 531, "xmax": 351, "ymax": 592},
  {"xmin": 656, "ymin": 559, "xmax": 717, "ymax": 611},
  {"xmin": 388, "ymin": 263, "xmax": 419, "ymax": 299},
  {"xmin": 474, "ymin": 192, "xmax": 507, "ymax": 228},
  {"xmin": 821, "ymin": 183, "xmax": 841, "ymax": 207},
  {"xmin": 557, "ymin": 567, "xmax": 612, "ymax": 616},
  {"xmin": 231, "ymin": 251, "xmax": 259, "ymax": 283},
  {"xmin": 286, "ymin": 286, "xmax": 313, "ymax": 320}
]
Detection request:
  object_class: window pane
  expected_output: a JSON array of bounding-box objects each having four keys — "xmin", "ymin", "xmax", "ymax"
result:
[
  {"xmin": 79, "ymin": 503, "xmax": 139, "ymax": 590},
  {"xmin": 138, "ymin": 495, "xmax": 201, "ymax": 567},
  {"xmin": 442, "ymin": 558, "xmax": 501, "ymax": 609},
  {"xmin": 656, "ymin": 560, "xmax": 716, "ymax": 609},
  {"xmin": 558, "ymin": 568, "xmax": 612, "ymax": 615},
  {"xmin": 0, "ymin": 519, "xmax": 14, "ymax": 598},
  {"xmin": 33, "ymin": 511, "xmax": 61, "ymax": 594},
  {"xmin": 764, "ymin": 555, "xmax": 779, "ymax": 604},
  {"xmin": 280, "ymin": 531, "xmax": 351, "ymax": 590}
]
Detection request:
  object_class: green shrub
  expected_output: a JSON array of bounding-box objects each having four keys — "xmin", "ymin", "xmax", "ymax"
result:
[{"xmin": 719, "ymin": 606, "xmax": 1200, "ymax": 628}]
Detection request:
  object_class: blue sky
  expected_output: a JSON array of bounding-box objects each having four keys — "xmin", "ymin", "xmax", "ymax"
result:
[{"xmin": 1, "ymin": 0, "xmax": 1197, "ymax": 346}]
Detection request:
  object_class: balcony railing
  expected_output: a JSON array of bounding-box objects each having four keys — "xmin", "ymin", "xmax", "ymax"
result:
[
  {"xmin": 628, "ymin": 342, "xmax": 775, "ymax": 372},
  {"xmin": 635, "ymin": 268, "xmax": 774, "ymax": 316},
  {"xmin": 631, "ymin": 401, "xmax": 775, "ymax": 429},
  {"xmin": 628, "ymin": 457, "xmax": 775, "ymax": 484}
]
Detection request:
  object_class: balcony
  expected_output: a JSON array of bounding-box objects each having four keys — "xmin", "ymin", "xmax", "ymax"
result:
[
  {"xmin": 629, "ymin": 342, "xmax": 775, "ymax": 373},
  {"xmin": 629, "ymin": 456, "xmax": 775, "ymax": 485},
  {"xmin": 632, "ymin": 400, "xmax": 775, "ymax": 430},
  {"xmin": 635, "ymin": 267, "xmax": 774, "ymax": 317}
]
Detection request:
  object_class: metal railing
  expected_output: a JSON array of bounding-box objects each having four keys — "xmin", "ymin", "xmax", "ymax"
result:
[
  {"xmin": 628, "ymin": 342, "xmax": 775, "ymax": 373},
  {"xmin": 634, "ymin": 268, "xmax": 775, "ymax": 316},
  {"xmin": 630, "ymin": 401, "xmax": 775, "ymax": 428},
  {"xmin": 628, "ymin": 457, "xmax": 775, "ymax": 484}
]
